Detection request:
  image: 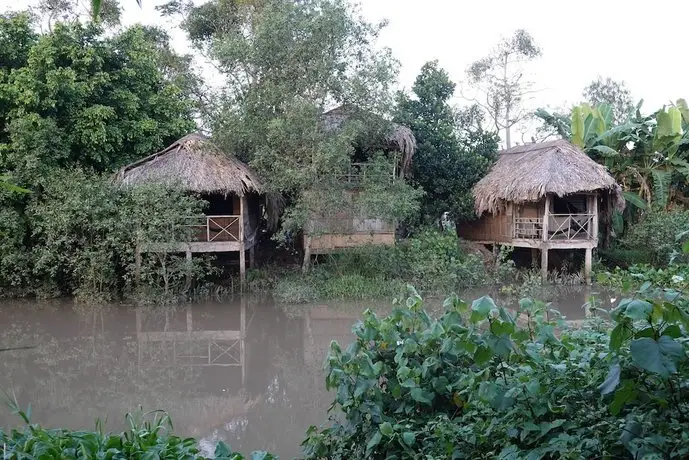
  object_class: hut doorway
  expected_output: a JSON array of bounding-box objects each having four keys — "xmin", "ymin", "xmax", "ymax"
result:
[
  {"xmin": 203, "ymin": 193, "xmax": 240, "ymax": 216},
  {"xmin": 551, "ymin": 194, "xmax": 587, "ymax": 214}
]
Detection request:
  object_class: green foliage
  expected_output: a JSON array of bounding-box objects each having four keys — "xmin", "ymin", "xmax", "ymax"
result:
[
  {"xmin": 301, "ymin": 286, "xmax": 689, "ymax": 459},
  {"xmin": 0, "ymin": 169, "xmax": 213, "ymax": 301},
  {"xmin": 0, "ymin": 405, "xmax": 273, "ymax": 459},
  {"xmin": 0, "ymin": 15, "xmax": 195, "ymax": 182},
  {"xmin": 620, "ymin": 209, "xmax": 689, "ymax": 265},
  {"xmin": 274, "ymin": 231, "xmax": 487, "ymax": 303},
  {"xmin": 170, "ymin": 0, "xmax": 418, "ymax": 238},
  {"xmin": 395, "ymin": 61, "xmax": 498, "ymax": 226}
]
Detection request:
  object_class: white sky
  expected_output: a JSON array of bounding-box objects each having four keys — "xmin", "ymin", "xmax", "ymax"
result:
[{"xmin": 4, "ymin": 0, "xmax": 689, "ymax": 127}]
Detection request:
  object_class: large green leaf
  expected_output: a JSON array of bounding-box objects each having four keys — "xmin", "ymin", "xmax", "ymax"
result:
[
  {"xmin": 598, "ymin": 363, "xmax": 620, "ymax": 395},
  {"xmin": 656, "ymin": 107, "xmax": 682, "ymax": 139},
  {"xmin": 630, "ymin": 336, "xmax": 684, "ymax": 377},
  {"xmin": 622, "ymin": 191, "xmax": 647, "ymax": 210},
  {"xmin": 597, "ymin": 103, "xmax": 613, "ymax": 128},
  {"xmin": 571, "ymin": 105, "xmax": 585, "ymax": 147},
  {"xmin": 590, "ymin": 145, "xmax": 618, "ymax": 157},
  {"xmin": 650, "ymin": 169, "xmax": 671, "ymax": 209},
  {"xmin": 676, "ymin": 98, "xmax": 689, "ymax": 124}
]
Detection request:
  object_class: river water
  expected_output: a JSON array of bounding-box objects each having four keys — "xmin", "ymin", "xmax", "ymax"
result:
[{"xmin": 0, "ymin": 287, "xmax": 617, "ymax": 458}]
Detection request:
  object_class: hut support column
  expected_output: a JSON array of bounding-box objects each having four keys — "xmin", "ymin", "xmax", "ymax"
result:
[
  {"xmin": 239, "ymin": 246, "xmax": 246, "ymax": 287},
  {"xmin": 584, "ymin": 248, "xmax": 592, "ymax": 285},
  {"xmin": 185, "ymin": 249, "xmax": 192, "ymax": 291},
  {"xmin": 541, "ymin": 248, "xmax": 548, "ymax": 282}
]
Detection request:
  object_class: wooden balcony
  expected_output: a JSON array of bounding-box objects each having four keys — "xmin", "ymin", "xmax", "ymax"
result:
[
  {"xmin": 512, "ymin": 213, "xmax": 596, "ymax": 247},
  {"xmin": 141, "ymin": 215, "xmax": 246, "ymax": 253}
]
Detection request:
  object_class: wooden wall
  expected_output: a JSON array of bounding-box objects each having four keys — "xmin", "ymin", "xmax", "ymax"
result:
[{"xmin": 457, "ymin": 208, "xmax": 512, "ymax": 243}]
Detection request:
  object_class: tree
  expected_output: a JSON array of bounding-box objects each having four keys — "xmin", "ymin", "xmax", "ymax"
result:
[
  {"xmin": 0, "ymin": 12, "xmax": 200, "ymax": 297},
  {"xmin": 89, "ymin": 0, "xmax": 139, "ymax": 21},
  {"xmin": 396, "ymin": 61, "xmax": 498, "ymax": 230},
  {"xmin": 0, "ymin": 15, "xmax": 196, "ymax": 184},
  {"xmin": 583, "ymin": 76, "xmax": 634, "ymax": 123},
  {"xmin": 173, "ymin": 0, "xmax": 420, "ymax": 240},
  {"xmin": 464, "ymin": 29, "xmax": 541, "ymax": 148}
]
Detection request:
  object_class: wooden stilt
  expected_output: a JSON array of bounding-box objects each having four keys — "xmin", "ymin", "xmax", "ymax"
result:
[
  {"xmin": 541, "ymin": 248, "xmax": 549, "ymax": 282},
  {"xmin": 239, "ymin": 246, "xmax": 246, "ymax": 287},
  {"xmin": 185, "ymin": 249, "xmax": 192, "ymax": 291},
  {"xmin": 584, "ymin": 247, "xmax": 592, "ymax": 285}
]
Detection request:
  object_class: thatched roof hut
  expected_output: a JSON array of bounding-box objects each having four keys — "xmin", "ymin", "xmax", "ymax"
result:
[
  {"xmin": 473, "ymin": 140, "xmax": 624, "ymax": 215},
  {"xmin": 115, "ymin": 133, "xmax": 262, "ymax": 196},
  {"xmin": 321, "ymin": 105, "xmax": 416, "ymax": 176}
]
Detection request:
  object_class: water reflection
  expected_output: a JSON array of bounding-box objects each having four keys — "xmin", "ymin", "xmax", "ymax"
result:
[{"xmin": 0, "ymin": 287, "xmax": 617, "ymax": 457}]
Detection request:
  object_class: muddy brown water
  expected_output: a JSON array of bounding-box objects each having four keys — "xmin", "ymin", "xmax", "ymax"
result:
[{"xmin": 0, "ymin": 287, "xmax": 618, "ymax": 458}]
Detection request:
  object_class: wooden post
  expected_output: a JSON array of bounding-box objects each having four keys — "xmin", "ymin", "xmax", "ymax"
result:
[
  {"xmin": 542, "ymin": 194, "xmax": 550, "ymax": 242},
  {"xmin": 185, "ymin": 249, "xmax": 192, "ymax": 291},
  {"xmin": 584, "ymin": 247, "xmax": 592, "ymax": 285},
  {"xmin": 541, "ymin": 247, "xmax": 549, "ymax": 282},
  {"xmin": 592, "ymin": 193, "xmax": 599, "ymax": 242},
  {"xmin": 239, "ymin": 248, "xmax": 246, "ymax": 286},
  {"xmin": 531, "ymin": 248, "xmax": 539, "ymax": 269}
]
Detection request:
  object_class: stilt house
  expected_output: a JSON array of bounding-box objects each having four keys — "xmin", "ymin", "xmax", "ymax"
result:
[
  {"xmin": 303, "ymin": 106, "xmax": 416, "ymax": 258},
  {"xmin": 457, "ymin": 140, "xmax": 625, "ymax": 283},
  {"xmin": 116, "ymin": 133, "xmax": 263, "ymax": 282}
]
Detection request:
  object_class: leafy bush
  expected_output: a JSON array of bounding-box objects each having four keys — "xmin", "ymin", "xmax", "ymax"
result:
[
  {"xmin": 597, "ymin": 263, "xmax": 689, "ymax": 292},
  {"xmin": 9, "ymin": 169, "xmax": 214, "ymax": 302},
  {"xmin": 274, "ymin": 230, "xmax": 487, "ymax": 303},
  {"xmin": 301, "ymin": 286, "xmax": 689, "ymax": 459},
  {"xmin": 0, "ymin": 406, "xmax": 274, "ymax": 460},
  {"xmin": 620, "ymin": 210, "xmax": 689, "ymax": 266}
]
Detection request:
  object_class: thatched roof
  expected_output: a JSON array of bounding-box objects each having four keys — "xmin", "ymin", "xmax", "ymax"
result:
[
  {"xmin": 321, "ymin": 105, "xmax": 417, "ymax": 176},
  {"xmin": 474, "ymin": 140, "xmax": 624, "ymax": 215},
  {"xmin": 115, "ymin": 133, "xmax": 262, "ymax": 196}
]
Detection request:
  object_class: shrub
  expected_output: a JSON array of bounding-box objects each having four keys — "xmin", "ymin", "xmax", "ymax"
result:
[
  {"xmin": 620, "ymin": 210, "xmax": 689, "ymax": 266},
  {"xmin": 0, "ymin": 406, "xmax": 273, "ymax": 460},
  {"xmin": 301, "ymin": 286, "xmax": 689, "ymax": 459},
  {"xmin": 23, "ymin": 169, "xmax": 213, "ymax": 302}
]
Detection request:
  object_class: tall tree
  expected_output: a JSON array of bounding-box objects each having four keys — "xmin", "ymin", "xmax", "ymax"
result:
[
  {"xmin": 0, "ymin": 15, "xmax": 196, "ymax": 185},
  {"xmin": 583, "ymin": 76, "xmax": 634, "ymax": 123},
  {"xmin": 170, "ymin": 0, "xmax": 420, "ymax": 239},
  {"xmin": 464, "ymin": 29, "xmax": 541, "ymax": 148},
  {"xmin": 396, "ymin": 61, "xmax": 498, "ymax": 230}
]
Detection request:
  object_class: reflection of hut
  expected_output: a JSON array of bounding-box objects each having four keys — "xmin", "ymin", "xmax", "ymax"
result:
[
  {"xmin": 135, "ymin": 303, "xmax": 246, "ymax": 385},
  {"xmin": 116, "ymin": 133, "xmax": 263, "ymax": 281},
  {"xmin": 458, "ymin": 140, "xmax": 625, "ymax": 283},
  {"xmin": 303, "ymin": 106, "xmax": 417, "ymax": 262}
]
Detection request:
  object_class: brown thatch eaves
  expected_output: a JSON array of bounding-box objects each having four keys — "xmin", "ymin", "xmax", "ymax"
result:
[
  {"xmin": 473, "ymin": 140, "xmax": 625, "ymax": 215},
  {"xmin": 115, "ymin": 133, "xmax": 262, "ymax": 196},
  {"xmin": 321, "ymin": 105, "xmax": 417, "ymax": 176}
]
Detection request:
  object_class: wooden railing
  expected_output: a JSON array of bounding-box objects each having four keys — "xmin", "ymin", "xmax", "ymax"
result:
[
  {"xmin": 178, "ymin": 215, "xmax": 243, "ymax": 243},
  {"xmin": 338, "ymin": 162, "xmax": 397, "ymax": 185},
  {"xmin": 547, "ymin": 214, "xmax": 593, "ymax": 241},
  {"xmin": 512, "ymin": 214, "xmax": 594, "ymax": 241}
]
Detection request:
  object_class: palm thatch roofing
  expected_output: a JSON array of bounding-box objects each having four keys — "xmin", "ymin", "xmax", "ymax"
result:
[
  {"xmin": 115, "ymin": 133, "xmax": 262, "ymax": 196},
  {"xmin": 321, "ymin": 105, "xmax": 417, "ymax": 175},
  {"xmin": 473, "ymin": 140, "xmax": 625, "ymax": 215}
]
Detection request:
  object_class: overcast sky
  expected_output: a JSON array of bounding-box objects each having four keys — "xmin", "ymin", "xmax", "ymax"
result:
[{"xmin": 4, "ymin": 0, "xmax": 688, "ymax": 123}]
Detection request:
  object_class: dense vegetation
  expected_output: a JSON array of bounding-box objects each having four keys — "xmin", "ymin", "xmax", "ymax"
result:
[{"xmin": 0, "ymin": 12, "xmax": 212, "ymax": 300}]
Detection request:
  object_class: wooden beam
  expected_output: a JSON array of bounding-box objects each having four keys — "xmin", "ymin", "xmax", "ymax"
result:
[
  {"xmin": 542, "ymin": 194, "xmax": 550, "ymax": 242},
  {"xmin": 541, "ymin": 248, "xmax": 548, "ymax": 282},
  {"xmin": 239, "ymin": 248, "xmax": 246, "ymax": 286},
  {"xmin": 592, "ymin": 193, "xmax": 599, "ymax": 244},
  {"xmin": 584, "ymin": 247, "xmax": 592, "ymax": 285},
  {"xmin": 137, "ymin": 330, "xmax": 241, "ymax": 342}
]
